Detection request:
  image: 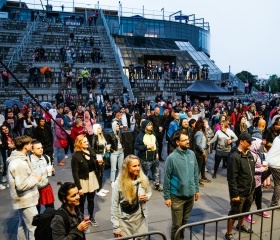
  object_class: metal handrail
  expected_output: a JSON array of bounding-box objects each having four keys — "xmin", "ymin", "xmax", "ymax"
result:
[
  {"xmin": 175, "ymin": 206, "xmax": 280, "ymax": 240},
  {"xmin": 107, "ymin": 230, "xmax": 167, "ymax": 240},
  {"xmin": 100, "ymin": 9, "xmax": 135, "ymax": 101},
  {"xmin": 7, "ymin": 15, "xmax": 39, "ymax": 69}
]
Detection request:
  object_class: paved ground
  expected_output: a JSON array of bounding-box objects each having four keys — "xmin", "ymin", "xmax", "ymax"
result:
[{"xmin": 0, "ymin": 142, "xmax": 279, "ymax": 240}]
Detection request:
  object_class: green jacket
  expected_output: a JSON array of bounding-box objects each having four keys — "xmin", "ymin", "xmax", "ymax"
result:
[{"xmin": 163, "ymin": 148, "xmax": 199, "ymax": 200}]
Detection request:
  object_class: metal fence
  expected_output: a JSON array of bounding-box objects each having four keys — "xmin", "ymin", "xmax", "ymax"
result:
[
  {"xmin": 175, "ymin": 206, "xmax": 280, "ymax": 240},
  {"xmin": 107, "ymin": 231, "xmax": 167, "ymax": 240}
]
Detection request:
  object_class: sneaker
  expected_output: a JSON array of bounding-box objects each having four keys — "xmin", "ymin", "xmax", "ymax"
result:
[
  {"xmin": 201, "ymin": 178, "xmax": 211, "ymax": 183},
  {"xmin": 2, "ymin": 176, "xmax": 7, "ymax": 183},
  {"xmin": 244, "ymin": 215, "xmax": 255, "ymax": 224},
  {"xmin": 101, "ymin": 189, "xmax": 109, "ymax": 193},
  {"xmin": 0, "ymin": 184, "xmax": 6, "ymax": 190},
  {"xmin": 199, "ymin": 182, "xmax": 204, "ymax": 187},
  {"xmin": 235, "ymin": 224, "xmax": 253, "ymax": 234},
  {"xmin": 212, "ymin": 174, "xmax": 217, "ymax": 179},
  {"xmin": 224, "ymin": 233, "xmax": 235, "ymax": 240},
  {"xmin": 154, "ymin": 184, "xmax": 163, "ymax": 192},
  {"xmin": 65, "ymin": 155, "xmax": 69, "ymax": 159},
  {"xmin": 90, "ymin": 218, "xmax": 98, "ymax": 227},
  {"xmin": 96, "ymin": 191, "xmax": 106, "ymax": 197},
  {"xmin": 257, "ymin": 211, "xmax": 270, "ymax": 218}
]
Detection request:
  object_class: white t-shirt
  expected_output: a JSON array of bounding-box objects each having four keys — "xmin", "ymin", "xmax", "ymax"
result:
[{"xmin": 267, "ymin": 136, "xmax": 280, "ymax": 169}]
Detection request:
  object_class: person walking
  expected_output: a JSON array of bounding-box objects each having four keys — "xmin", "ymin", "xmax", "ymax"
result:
[{"xmin": 163, "ymin": 131, "xmax": 199, "ymax": 240}]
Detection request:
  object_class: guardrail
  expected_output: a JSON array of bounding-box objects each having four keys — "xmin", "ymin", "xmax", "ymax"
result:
[
  {"xmin": 175, "ymin": 206, "xmax": 280, "ymax": 240},
  {"xmin": 7, "ymin": 15, "xmax": 39, "ymax": 69},
  {"xmin": 100, "ymin": 9, "xmax": 135, "ymax": 101}
]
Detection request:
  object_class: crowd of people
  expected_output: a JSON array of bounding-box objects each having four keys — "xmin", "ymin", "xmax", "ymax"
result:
[{"xmin": 0, "ymin": 92, "xmax": 280, "ymax": 240}]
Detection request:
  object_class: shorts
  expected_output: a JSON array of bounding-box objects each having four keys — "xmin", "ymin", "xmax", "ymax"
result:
[{"xmin": 228, "ymin": 191, "xmax": 254, "ymax": 219}]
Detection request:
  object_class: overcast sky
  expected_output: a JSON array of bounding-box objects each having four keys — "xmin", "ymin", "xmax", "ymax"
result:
[{"xmin": 29, "ymin": 0, "xmax": 280, "ymax": 78}]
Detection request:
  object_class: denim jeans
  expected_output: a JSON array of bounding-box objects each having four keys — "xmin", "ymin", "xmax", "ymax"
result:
[
  {"xmin": 54, "ymin": 147, "xmax": 64, "ymax": 164},
  {"xmin": 110, "ymin": 150, "xmax": 124, "ymax": 182},
  {"xmin": 170, "ymin": 194, "xmax": 194, "ymax": 240},
  {"xmin": 17, "ymin": 206, "xmax": 38, "ymax": 240},
  {"xmin": 141, "ymin": 159, "xmax": 160, "ymax": 184}
]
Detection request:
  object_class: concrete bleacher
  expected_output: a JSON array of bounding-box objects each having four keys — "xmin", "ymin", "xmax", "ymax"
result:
[{"xmin": 0, "ymin": 18, "xmax": 124, "ymax": 104}]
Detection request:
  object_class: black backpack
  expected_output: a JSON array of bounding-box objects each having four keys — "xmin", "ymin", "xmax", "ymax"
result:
[{"xmin": 32, "ymin": 207, "xmax": 70, "ymax": 240}]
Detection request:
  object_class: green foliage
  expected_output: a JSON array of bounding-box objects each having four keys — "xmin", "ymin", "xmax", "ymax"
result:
[{"xmin": 236, "ymin": 71, "xmax": 256, "ymax": 83}]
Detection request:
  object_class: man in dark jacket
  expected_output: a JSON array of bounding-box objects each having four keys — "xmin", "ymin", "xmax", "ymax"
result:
[
  {"xmin": 33, "ymin": 117, "xmax": 54, "ymax": 163},
  {"xmin": 225, "ymin": 132, "xmax": 255, "ymax": 240},
  {"xmin": 149, "ymin": 107, "xmax": 164, "ymax": 161},
  {"xmin": 134, "ymin": 120, "xmax": 162, "ymax": 191}
]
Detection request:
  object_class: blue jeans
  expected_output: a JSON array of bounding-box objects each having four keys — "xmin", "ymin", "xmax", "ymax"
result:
[
  {"xmin": 141, "ymin": 159, "xmax": 160, "ymax": 184},
  {"xmin": 110, "ymin": 150, "xmax": 124, "ymax": 182},
  {"xmin": 54, "ymin": 147, "xmax": 64, "ymax": 164}
]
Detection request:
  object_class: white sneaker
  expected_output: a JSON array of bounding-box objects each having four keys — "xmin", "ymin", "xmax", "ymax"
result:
[
  {"xmin": 96, "ymin": 191, "xmax": 106, "ymax": 197},
  {"xmin": 65, "ymin": 155, "xmax": 69, "ymax": 159},
  {"xmin": 2, "ymin": 176, "xmax": 7, "ymax": 183},
  {"xmin": 101, "ymin": 189, "xmax": 109, "ymax": 193},
  {"xmin": 0, "ymin": 184, "xmax": 6, "ymax": 190},
  {"xmin": 111, "ymin": 182, "xmax": 115, "ymax": 189}
]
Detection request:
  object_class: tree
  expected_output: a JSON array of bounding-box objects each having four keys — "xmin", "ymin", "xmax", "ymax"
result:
[{"xmin": 236, "ymin": 70, "xmax": 259, "ymax": 90}]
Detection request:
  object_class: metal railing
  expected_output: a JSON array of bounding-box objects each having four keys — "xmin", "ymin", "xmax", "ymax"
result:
[
  {"xmin": 7, "ymin": 15, "xmax": 39, "ymax": 69},
  {"xmin": 107, "ymin": 231, "xmax": 167, "ymax": 240},
  {"xmin": 100, "ymin": 9, "xmax": 135, "ymax": 101},
  {"xmin": 175, "ymin": 206, "xmax": 280, "ymax": 240}
]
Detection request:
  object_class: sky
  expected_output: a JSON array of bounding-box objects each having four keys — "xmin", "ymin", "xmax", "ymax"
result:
[{"xmin": 27, "ymin": 0, "xmax": 280, "ymax": 78}]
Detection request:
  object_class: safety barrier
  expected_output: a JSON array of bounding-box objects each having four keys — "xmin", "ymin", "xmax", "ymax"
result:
[{"xmin": 175, "ymin": 206, "xmax": 280, "ymax": 240}]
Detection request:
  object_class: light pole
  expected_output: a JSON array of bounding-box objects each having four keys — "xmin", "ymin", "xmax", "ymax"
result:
[
  {"xmin": 118, "ymin": 1, "xmax": 122, "ymax": 34},
  {"xmin": 161, "ymin": 8, "xmax": 164, "ymax": 20}
]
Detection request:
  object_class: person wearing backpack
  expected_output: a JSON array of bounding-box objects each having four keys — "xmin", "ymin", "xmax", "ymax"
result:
[
  {"xmin": 29, "ymin": 140, "xmax": 55, "ymax": 213},
  {"xmin": 51, "ymin": 182, "xmax": 90, "ymax": 240}
]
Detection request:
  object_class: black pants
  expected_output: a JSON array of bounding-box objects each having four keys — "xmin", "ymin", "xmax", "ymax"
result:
[
  {"xmin": 213, "ymin": 153, "xmax": 229, "ymax": 175},
  {"xmin": 254, "ymin": 185, "xmax": 262, "ymax": 210},
  {"xmin": 195, "ymin": 152, "xmax": 206, "ymax": 179},
  {"xmin": 156, "ymin": 132, "xmax": 163, "ymax": 160},
  {"xmin": 79, "ymin": 191, "xmax": 96, "ymax": 219}
]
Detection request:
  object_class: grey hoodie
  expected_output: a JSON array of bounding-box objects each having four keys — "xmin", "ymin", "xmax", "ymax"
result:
[{"xmin": 8, "ymin": 150, "xmax": 39, "ymax": 209}]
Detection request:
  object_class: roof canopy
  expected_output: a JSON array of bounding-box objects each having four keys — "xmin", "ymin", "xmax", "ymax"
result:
[{"xmin": 177, "ymin": 80, "xmax": 234, "ymax": 96}]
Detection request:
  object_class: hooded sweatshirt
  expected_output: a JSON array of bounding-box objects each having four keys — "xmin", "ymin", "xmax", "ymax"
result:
[
  {"xmin": 54, "ymin": 118, "xmax": 67, "ymax": 148},
  {"xmin": 8, "ymin": 150, "xmax": 39, "ymax": 209}
]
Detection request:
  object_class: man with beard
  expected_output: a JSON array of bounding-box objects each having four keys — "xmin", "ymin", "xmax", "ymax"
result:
[
  {"xmin": 169, "ymin": 117, "xmax": 193, "ymax": 153},
  {"xmin": 163, "ymin": 131, "xmax": 199, "ymax": 240},
  {"xmin": 33, "ymin": 117, "xmax": 54, "ymax": 164}
]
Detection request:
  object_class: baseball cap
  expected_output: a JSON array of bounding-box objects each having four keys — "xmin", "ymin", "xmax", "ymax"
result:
[{"xmin": 238, "ymin": 132, "xmax": 255, "ymax": 143}]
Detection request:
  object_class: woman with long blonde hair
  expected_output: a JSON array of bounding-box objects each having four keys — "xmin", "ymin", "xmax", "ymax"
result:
[{"xmin": 111, "ymin": 155, "xmax": 152, "ymax": 239}]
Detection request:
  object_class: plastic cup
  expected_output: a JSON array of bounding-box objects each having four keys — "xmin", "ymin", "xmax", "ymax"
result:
[
  {"xmin": 96, "ymin": 154, "xmax": 103, "ymax": 160},
  {"xmin": 84, "ymin": 215, "xmax": 90, "ymax": 233},
  {"xmin": 46, "ymin": 165, "xmax": 53, "ymax": 177},
  {"xmin": 106, "ymin": 144, "xmax": 111, "ymax": 151}
]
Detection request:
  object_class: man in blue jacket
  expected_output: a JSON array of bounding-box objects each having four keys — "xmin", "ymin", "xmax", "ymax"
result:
[{"xmin": 163, "ymin": 131, "xmax": 199, "ymax": 240}]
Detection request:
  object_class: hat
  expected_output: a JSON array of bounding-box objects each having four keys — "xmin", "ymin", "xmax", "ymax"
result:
[
  {"xmin": 141, "ymin": 120, "xmax": 152, "ymax": 129},
  {"xmin": 238, "ymin": 132, "xmax": 255, "ymax": 143}
]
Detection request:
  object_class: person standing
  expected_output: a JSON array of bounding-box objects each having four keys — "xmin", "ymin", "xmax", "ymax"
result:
[
  {"xmin": 8, "ymin": 135, "xmax": 41, "ymax": 240},
  {"xmin": 163, "ymin": 131, "xmax": 199, "ymax": 240},
  {"xmin": 149, "ymin": 107, "xmax": 164, "ymax": 161},
  {"xmin": 225, "ymin": 132, "xmax": 255, "ymax": 240},
  {"xmin": 71, "ymin": 135, "xmax": 100, "ymax": 227},
  {"xmin": 134, "ymin": 120, "xmax": 162, "ymax": 191},
  {"xmin": 29, "ymin": 140, "xmax": 55, "ymax": 213},
  {"xmin": 111, "ymin": 155, "xmax": 152, "ymax": 238}
]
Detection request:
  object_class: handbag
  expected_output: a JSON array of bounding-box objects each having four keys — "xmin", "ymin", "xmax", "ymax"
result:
[
  {"xmin": 119, "ymin": 184, "xmax": 139, "ymax": 214},
  {"xmin": 58, "ymin": 138, "xmax": 68, "ymax": 148}
]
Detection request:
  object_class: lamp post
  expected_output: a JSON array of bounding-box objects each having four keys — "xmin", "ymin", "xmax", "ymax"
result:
[
  {"xmin": 118, "ymin": 1, "xmax": 122, "ymax": 34},
  {"xmin": 161, "ymin": 8, "xmax": 164, "ymax": 20}
]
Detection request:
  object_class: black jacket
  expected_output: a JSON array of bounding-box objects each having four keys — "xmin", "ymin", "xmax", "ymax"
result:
[
  {"xmin": 134, "ymin": 130, "xmax": 158, "ymax": 161},
  {"xmin": 106, "ymin": 132, "xmax": 123, "ymax": 152},
  {"xmin": 71, "ymin": 149, "xmax": 99, "ymax": 190},
  {"xmin": 227, "ymin": 147, "xmax": 255, "ymax": 199}
]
